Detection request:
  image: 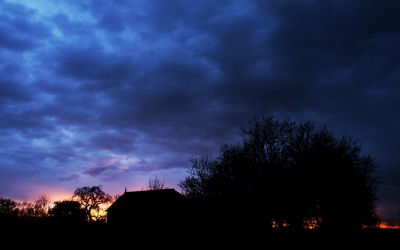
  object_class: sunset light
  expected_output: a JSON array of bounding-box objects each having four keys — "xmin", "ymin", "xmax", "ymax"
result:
[{"xmin": 378, "ymin": 222, "xmax": 400, "ymax": 229}]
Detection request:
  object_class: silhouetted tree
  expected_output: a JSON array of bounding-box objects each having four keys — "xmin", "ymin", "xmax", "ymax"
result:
[
  {"xmin": 34, "ymin": 194, "xmax": 50, "ymax": 218},
  {"xmin": 73, "ymin": 185, "xmax": 112, "ymax": 222},
  {"xmin": 143, "ymin": 176, "xmax": 168, "ymax": 190},
  {"xmin": 0, "ymin": 197, "xmax": 18, "ymax": 222},
  {"xmin": 17, "ymin": 201, "xmax": 35, "ymax": 221},
  {"xmin": 179, "ymin": 116, "xmax": 382, "ymax": 230},
  {"xmin": 49, "ymin": 200, "xmax": 86, "ymax": 223}
]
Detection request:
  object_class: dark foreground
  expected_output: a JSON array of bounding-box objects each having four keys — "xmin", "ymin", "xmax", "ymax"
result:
[{"xmin": 3, "ymin": 223, "xmax": 400, "ymax": 247}]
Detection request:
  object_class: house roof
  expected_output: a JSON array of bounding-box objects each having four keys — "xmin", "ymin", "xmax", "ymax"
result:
[{"xmin": 107, "ymin": 188, "xmax": 186, "ymax": 212}]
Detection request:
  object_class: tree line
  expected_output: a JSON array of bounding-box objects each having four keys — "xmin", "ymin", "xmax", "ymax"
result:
[
  {"xmin": 0, "ymin": 185, "xmax": 114, "ymax": 224},
  {"xmin": 0, "ymin": 176, "xmax": 165, "ymax": 224},
  {"xmin": 0, "ymin": 194, "xmax": 50, "ymax": 223},
  {"xmin": 179, "ymin": 116, "xmax": 382, "ymax": 229},
  {"xmin": 0, "ymin": 116, "xmax": 384, "ymax": 230}
]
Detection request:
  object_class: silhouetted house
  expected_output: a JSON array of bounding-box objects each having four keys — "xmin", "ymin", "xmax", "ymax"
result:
[
  {"xmin": 107, "ymin": 189, "xmax": 263, "ymax": 236},
  {"xmin": 107, "ymin": 189, "xmax": 187, "ymax": 234}
]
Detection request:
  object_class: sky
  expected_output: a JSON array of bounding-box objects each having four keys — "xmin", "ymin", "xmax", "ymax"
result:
[{"xmin": 0, "ymin": 0, "xmax": 399, "ymax": 222}]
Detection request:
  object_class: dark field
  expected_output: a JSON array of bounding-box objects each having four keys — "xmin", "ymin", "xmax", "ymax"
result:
[{"xmin": 3, "ymin": 223, "xmax": 400, "ymax": 247}]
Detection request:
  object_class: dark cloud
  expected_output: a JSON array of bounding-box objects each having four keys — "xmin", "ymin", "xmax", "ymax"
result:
[
  {"xmin": 84, "ymin": 165, "xmax": 117, "ymax": 177},
  {"xmin": 97, "ymin": 8, "xmax": 127, "ymax": 32},
  {"xmin": 0, "ymin": 81, "xmax": 32, "ymax": 104},
  {"xmin": 0, "ymin": 1, "xmax": 49, "ymax": 51},
  {"xmin": 0, "ymin": 0, "xmax": 399, "ymax": 222},
  {"xmin": 0, "ymin": 23, "xmax": 37, "ymax": 51},
  {"xmin": 84, "ymin": 164, "xmax": 130, "ymax": 182}
]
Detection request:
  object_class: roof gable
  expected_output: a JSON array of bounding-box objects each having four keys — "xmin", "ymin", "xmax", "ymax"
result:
[{"xmin": 107, "ymin": 189, "xmax": 186, "ymax": 212}]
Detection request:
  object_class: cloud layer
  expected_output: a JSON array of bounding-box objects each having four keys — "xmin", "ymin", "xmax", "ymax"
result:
[{"xmin": 1, "ymin": 0, "xmax": 399, "ymax": 221}]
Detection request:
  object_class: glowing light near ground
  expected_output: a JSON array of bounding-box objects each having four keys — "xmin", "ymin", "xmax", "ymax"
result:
[
  {"xmin": 270, "ymin": 218, "xmax": 320, "ymax": 229},
  {"xmin": 378, "ymin": 222, "xmax": 400, "ymax": 229},
  {"xmin": 303, "ymin": 218, "xmax": 320, "ymax": 229}
]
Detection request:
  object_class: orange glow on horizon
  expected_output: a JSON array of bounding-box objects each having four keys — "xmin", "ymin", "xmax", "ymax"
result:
[
  {"xmin": 46, "ymin": 190, "xmax": 75, "ymax": 204},
  {"xmin": 377, "ymin": 222, "xmax": 400, "ymax": 229},
  {"xmin": 13, "ymin": 189, "xmax": 73, "ymax": 206}
]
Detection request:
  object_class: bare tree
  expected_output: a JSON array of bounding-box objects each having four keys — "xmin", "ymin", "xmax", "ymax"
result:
[
  {"xmin": 72, "ymin": 185, "xmax": 112, "ymax": 222},
  {"xmin": 17, "ymin": 202, "xmax": 35, "ymax": 219},
  {"xmin": 144, "ymin": 176, "xmax": 168, "ymax": 190},
  {"xmin": 34, "ymin": 194, "xmax": 50, "ymax": 218}
]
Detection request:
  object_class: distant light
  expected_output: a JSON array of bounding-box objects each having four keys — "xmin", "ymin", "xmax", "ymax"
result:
[{"xmin": 378, "ymin": 222, "xmax": 400, "ymax": 229}]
